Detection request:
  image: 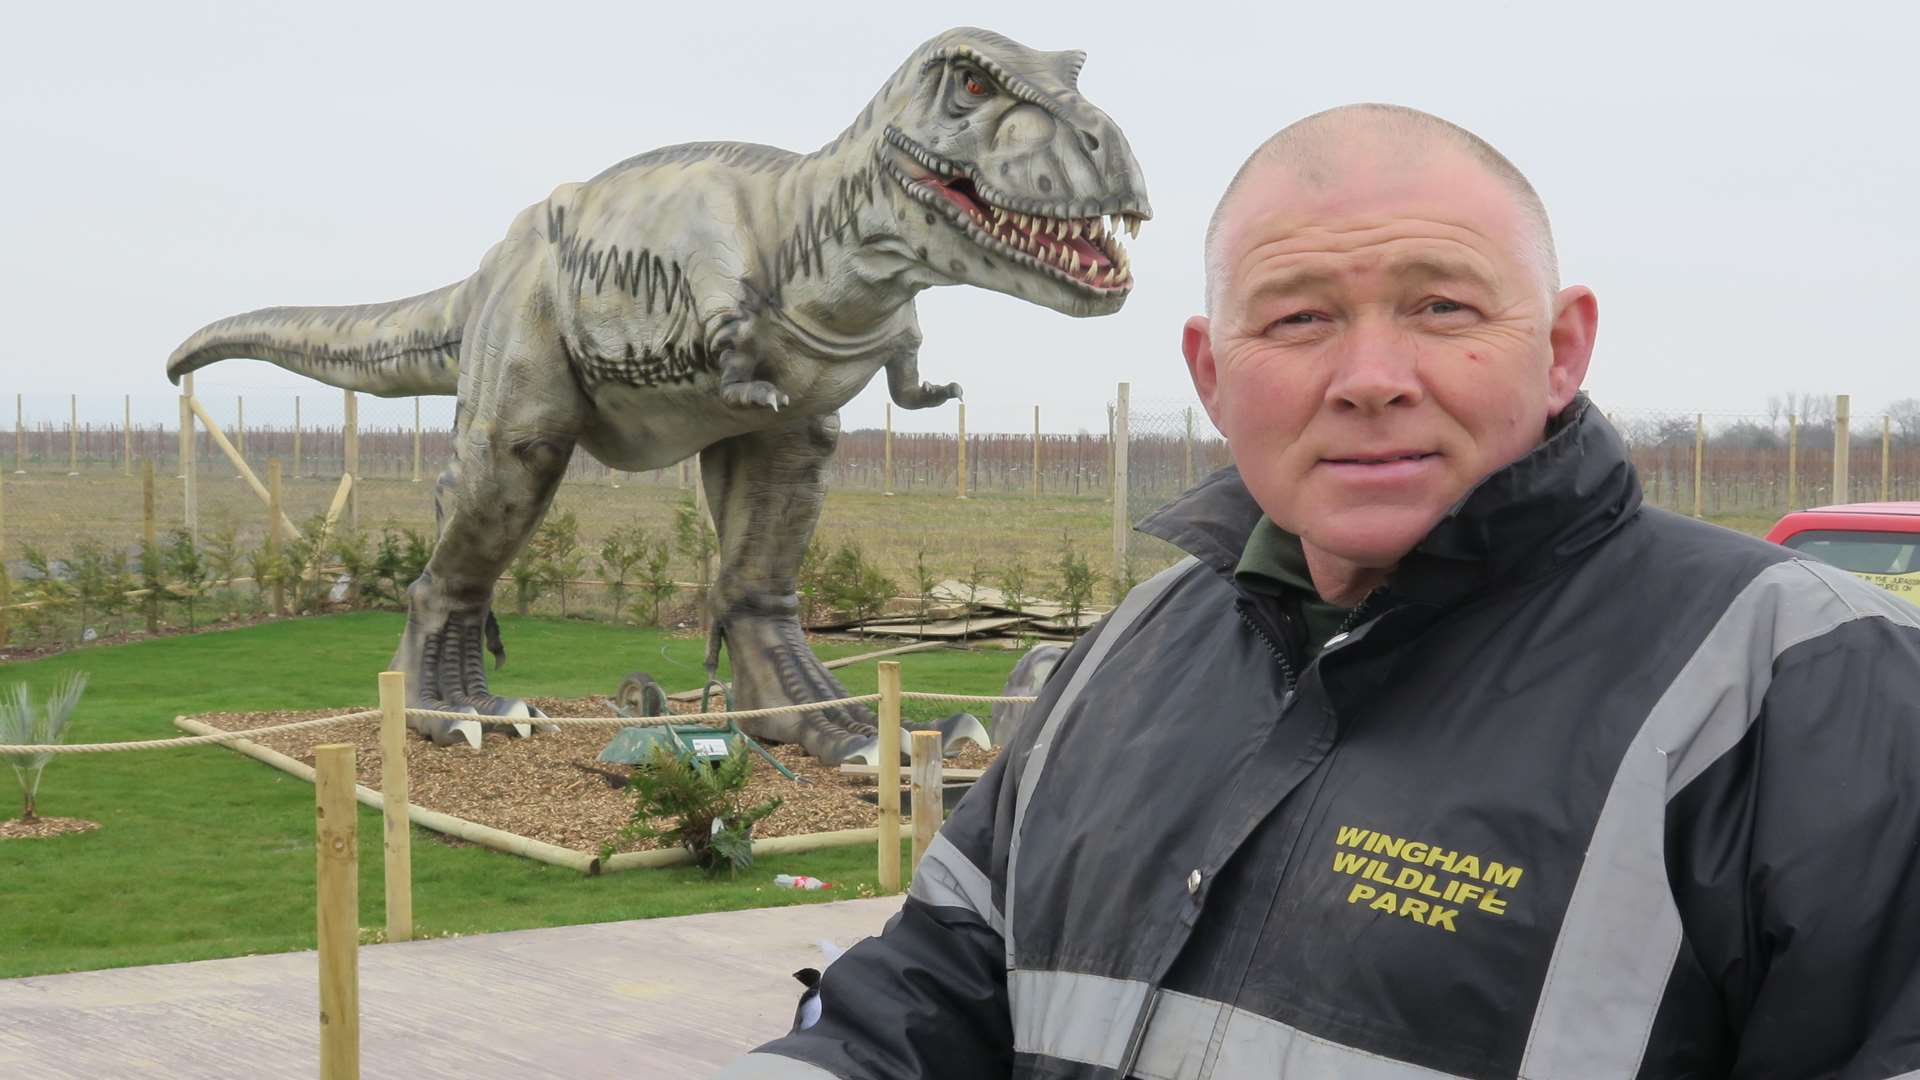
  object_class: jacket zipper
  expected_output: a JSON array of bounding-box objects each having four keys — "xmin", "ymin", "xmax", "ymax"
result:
[{"xmin": 1238, "ymin": 604, "xmax": 1298, "ymax": 691}]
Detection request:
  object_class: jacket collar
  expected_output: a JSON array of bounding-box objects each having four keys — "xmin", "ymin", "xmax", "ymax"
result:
[{"xmin": 1137, "ymin": 394, "xmax": 1642, "ymax": 601}]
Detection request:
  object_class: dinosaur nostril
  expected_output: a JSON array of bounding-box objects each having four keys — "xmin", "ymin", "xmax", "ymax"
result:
[{"xmin": 1080, "ymin": 131, "xmax": 1100, "ymax": 153}]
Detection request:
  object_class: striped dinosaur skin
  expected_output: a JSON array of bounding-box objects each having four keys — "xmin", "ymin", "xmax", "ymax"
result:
[{"xmin": 163, "ymin": 27, "xmax": 1150, "ymax": 763}]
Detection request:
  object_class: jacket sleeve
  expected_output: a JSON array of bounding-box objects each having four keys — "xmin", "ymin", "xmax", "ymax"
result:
[
  {"xmin": 713, "ymin": 635, "xmax": 1103, "ymax": 1079},
  {"xmin": 1672, "ymin": 608, "xmax": 1920, "ymax": 1079}
]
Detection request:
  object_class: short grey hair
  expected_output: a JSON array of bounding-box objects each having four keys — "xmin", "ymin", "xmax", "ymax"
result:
[{"xmin": 1202, "ymin": 104, "xmax": 1559, "ymax": 317}]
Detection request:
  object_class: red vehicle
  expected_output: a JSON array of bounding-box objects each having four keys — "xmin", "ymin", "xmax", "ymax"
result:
[{"xmin": 1764, "ymin": 502, "xmax": 1920, "ymax": 601}]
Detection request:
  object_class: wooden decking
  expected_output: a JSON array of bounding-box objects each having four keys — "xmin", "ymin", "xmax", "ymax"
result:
[{"xmin": 0, "ymin": 897, "xmax": 903, "ymax": 1078}]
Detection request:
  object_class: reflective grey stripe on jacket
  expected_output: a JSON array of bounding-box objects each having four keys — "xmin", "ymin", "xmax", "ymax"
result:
[
  {"xmin": 1004, "ymin": 557, "xmax": 1200, "ymax": 970},
  {"xmin": 1010, "ymin": 970, "xmax": 1466, "ymax": 1078},
  {"xmin": 1517, "ymin": 558, "xmax": 1920, "ymax": 1078}
]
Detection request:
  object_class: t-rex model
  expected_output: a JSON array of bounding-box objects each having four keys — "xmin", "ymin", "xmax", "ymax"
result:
[{"xmin": 165, "ymin": 27, "xmax": 1149, "ymax": 765}]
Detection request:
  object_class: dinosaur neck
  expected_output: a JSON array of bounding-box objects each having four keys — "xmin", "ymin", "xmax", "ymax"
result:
[{"xmin": 755, "ymin": 62, "xmax": 934, "ymax": 334}]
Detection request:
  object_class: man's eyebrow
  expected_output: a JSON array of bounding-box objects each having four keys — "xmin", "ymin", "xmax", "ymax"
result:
[
  {"xmin": 1389, "ymin": 256, "xmax": 1498, "ymax": 291},
  {"xmin": 1236, "ymin": 270, "xmax": 1338, "ymax": 309}
]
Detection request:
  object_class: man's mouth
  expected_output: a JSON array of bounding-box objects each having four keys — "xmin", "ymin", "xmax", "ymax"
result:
[{"xmin": 1325, "ymin": 451, "xmax": 1439, "ymax": 466}]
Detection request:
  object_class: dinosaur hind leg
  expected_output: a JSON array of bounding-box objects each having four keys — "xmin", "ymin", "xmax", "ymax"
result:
[
  {"xmin": 701, "ymin": 412, "xmax": 885, "ymax": 765},
  {"xmin": 394, "ymin": 339, "xmax": 581, "ymax": 745}
]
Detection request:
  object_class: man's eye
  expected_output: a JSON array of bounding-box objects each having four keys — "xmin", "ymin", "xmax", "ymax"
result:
[
  {"xmin": 1276, "ymin": 312, "xmax": 1319, "ymax": 326},
  {"xmin": 1425, "ymin": 300, "xmax": 1466, "ymax": 315}
]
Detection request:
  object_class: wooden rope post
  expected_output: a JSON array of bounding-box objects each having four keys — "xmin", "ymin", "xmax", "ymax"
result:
[
  {"xmin": 343, "ymin": 389, "xmax": 360, "ymax": 532},
  {"xmin": 1691, "ymin": 413, "xmax": 1704, "ymax": 519},
  {"xmin": 123, "ymin": 395, "xmax": 132, "ymax": 477},
  {"xmin": 268, "ymin": 460, "xmax": 286, "ymax": 615},
  {"xmin": 909, "ymin": 730, "xmax": 942, "ymax": 873},
  {"xmin": 956, "ymin": 403, "xmax": 968, "ymax": 499},
  {"xmin": 378, "ymin": 671, "xmax": 413, "ymax": 943},
  {"xmin": 1883, "ymin": 414, "xmax": 1892, "ymax": 502},
  {"xmin": 883, "ymin": 402, "xmax": 894, "ymax": 495},
  {"xmin": 1834, "ymin": 394, "xmax": 1851, "ymax": 504},
  {"xmin": 293, "ymin": 396, "xmax": 302, "ymax": 479},
  {"xmin": 1113, "ymin": 382, "xmax": 1131, "ymax": 576},
  {"xmin": 1032, "ymin": 405, "xmax": 1041, "ymax": 497},
  {"xmin": 1787, "ymin": 412, "xmax": 1798, "ymax": 511},
  {"xmin": 314, "ymin": 743, "xmax": 361, "ymax": 1080},
  {"xmin": 876, "ymin": 661, "xmax": 902, "ymax": 894},
  {"xmin": 142, "ymin": 460, "xmax": 158, "ymax": 635},
  {"xmin": 67, "ymin": 394, "xmax": 78, "ymax": 475},
  {"xmin": 411, "ymin": 398, "xmax": 422, "ymax": 483}
]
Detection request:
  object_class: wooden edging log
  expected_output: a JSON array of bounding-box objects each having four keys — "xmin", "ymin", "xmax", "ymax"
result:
[
  {"xmin": 177, "ymin": 717, "xmax": 890, "ymax": 878},
  {"xmin": 174, "ymin": 716, "xmax": 596, "ymax": 875}
]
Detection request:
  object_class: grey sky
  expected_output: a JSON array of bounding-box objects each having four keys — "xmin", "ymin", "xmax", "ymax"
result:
[{"xmin": 4, "ymin": 0, "xmax": 1915, "ymax": 438}]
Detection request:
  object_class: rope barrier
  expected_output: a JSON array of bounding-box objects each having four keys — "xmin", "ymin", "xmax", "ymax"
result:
[
  {"xmin": 0, "ymin": 710, "xmax": 380, "ymax": 755},
  {"xmin": 0, "ymin": 692, "xmax": 1042, "ymax": 755}
]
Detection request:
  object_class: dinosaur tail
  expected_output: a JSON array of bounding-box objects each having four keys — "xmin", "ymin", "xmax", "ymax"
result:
[{"xmin": 166, "ymin": 279, "xmax": 470, "ymax": 397}]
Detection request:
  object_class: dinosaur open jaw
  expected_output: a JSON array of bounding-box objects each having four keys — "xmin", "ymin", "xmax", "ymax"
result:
[{"xmin": 881, "ymin": 133, "xmax": 1141, "ymax": 294}]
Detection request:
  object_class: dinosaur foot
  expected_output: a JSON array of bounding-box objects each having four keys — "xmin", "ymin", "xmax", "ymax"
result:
[
  {"xmin": 720, "ymin": 380, "xmax": 791, "ymax": 411},
  {"xmin": 721, "ymin": 613, "xmax": 959, "ymax": 766},
  {"xmin": 397, "ymin": 603, "xmax": 551, "ymax": 748}
]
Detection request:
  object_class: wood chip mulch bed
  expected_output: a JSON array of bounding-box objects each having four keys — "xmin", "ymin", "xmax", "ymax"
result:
[
  {"xmin": 0, "ymin": 816, "xmax": 102, "ymax": 840},
  {"xmin": 185, "ymin": 694, "xmax": 1000, "ymax": 857}
]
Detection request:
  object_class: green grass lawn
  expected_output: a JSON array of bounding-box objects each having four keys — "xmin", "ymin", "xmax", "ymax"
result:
[{"xmin": 0, "ymin": 612, "xmax": 1018, "ymax": 979}]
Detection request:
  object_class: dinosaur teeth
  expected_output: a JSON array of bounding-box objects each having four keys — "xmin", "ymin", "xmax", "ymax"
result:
[{"xmin": 1126, "ymin": 214, "xmax": 1141, "ymax": 239}]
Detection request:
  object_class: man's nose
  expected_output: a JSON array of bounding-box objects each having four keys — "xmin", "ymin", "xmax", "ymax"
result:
[{"xmin": 1323, "ymin": 320, "xmax": 1424, "ymax": 415}]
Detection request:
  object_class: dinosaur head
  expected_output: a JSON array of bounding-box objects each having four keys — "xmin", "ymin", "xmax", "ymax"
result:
[{"xmin": 876, "ymin": 28, "xmax": 1151, "ymax": 317}]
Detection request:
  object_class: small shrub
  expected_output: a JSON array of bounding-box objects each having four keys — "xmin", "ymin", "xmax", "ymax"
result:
[
  {"xmin": 136, "ymin": 537, "xmax": 169, "ymax": 634},
  {"xmin": 368, "ymin": 526, "xmax": 430, "ymax": 609},
  {"xmin": 598, "ymin": 525, "xmax": 649, "ymax": 622},
  {"xmin": 824, "ymin": 544, "xmax": 895, "ymax": 635},
  {"xmin": 912, "ymin": 547, "xmax": 939, "ymax": 629},
  {"xmin": 331, "ymin": 527, "xmax": 374, "ymax": 608},
  {"xmin": 535, "ymin": 509, "xmax": 587, "ymax": 617},
  {"xmin": 959, "ymin": 558, "xmax": 989, "ymax": 637},
  {"xmin": 674, "ymin": 497, "xmax": 718, "ymax": 619},
  {"xmin": 635, "ymin": 541, "xmax": 677, "ymax": 627},
  {"xmin": 600, "ymin": 740, "xmax": 781, "ymax": 877},
  {"xmin": 797, "ymin": 541, "xmax": 830, "ymax": 625},
  {"xmin": 1, "ymin": 672, "xmax": 88, "ymax": 822},
  {"xmin": 164, "ymin": 531, "xmax": 208, "ymax": 630},
  {"xmin": 998, "ymin": 558, "xmax": 1031, "ymax": 615},
  {"xmin": 1054, "ymin": 533, "xmax": 1096, "ymax": 633}
]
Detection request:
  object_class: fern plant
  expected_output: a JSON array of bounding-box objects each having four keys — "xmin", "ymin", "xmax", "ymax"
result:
[
  {"xmin": 600, "ymin": 739, "xmax": 781, "ymax": 877},
  {"xmin": 1, "ymin": 672, "xmax": 88, "ymax": 822}
]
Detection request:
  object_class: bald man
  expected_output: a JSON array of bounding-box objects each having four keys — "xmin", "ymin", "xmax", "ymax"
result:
[{"xmin": 718, "ymin": 106, "xmax": 1920, "ymax": 1079}]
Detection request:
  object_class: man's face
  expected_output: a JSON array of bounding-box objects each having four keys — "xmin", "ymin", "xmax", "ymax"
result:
[{"xmin": 1184, "ymin": 143, "xmax": 1597, "ymax": 570}]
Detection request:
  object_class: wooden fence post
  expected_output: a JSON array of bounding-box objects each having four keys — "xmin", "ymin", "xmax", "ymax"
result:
[
  {"xmin": 1689, "ymin": 413, "xmax": 1704, "ymax": 519},
  {"xmin": 909, "ymin": 730, "xmax": 942, "ymax": 873},
  {"xmin": 883, "ymin": 402, "xmax": 894, "ymax": 495},
  {"xmin": 268, "ymin": 460, "xmax": 286, "ymax": 615},
  {"xmin": 1113, "ymin": 383, "xmax": 1131, "ymax": 577},
  {"xmin": 142, "ymin": 460, "xmax": 158, "ymax": 634},
  {"xmin": 1032, "ymin": 405, "xmax": 1041, "ymax": 497},
  {"xmin": 12, "ymin": 393, "xmax": 22, "ymax": 473},
  {"xmin": 293, "ymin": 396, "xmax": 303, "ymax": 479},
  {"xmin": 123, "ymin": 395, "xmax": 132, "ymax": 477},
  {"xmin": 956, "ymin": 403, "xmax": 968, "ymax": 500},
  {"xmin": 182, "ymin": 375, "xmax": 197, "ymax": 536},
  {"xmin": 411, "ymin": 398, "xmax": 422, "ymax": 484},
  {"xmin": 314, "ymin": 743, "xmax": 361, "ymax": 1080},
  {"xmin": 0, "ymin": 473, "xmax": 8, "ymax": 645},
  {"xmin": 1883, "ymin": 415, "xmax": 1892, "ymax": 502},
  {"xmin": 1184, "ymin": 407, "xmax": 1195, "ymax": 490},
  {"xmin": 876, "ymin": 661, "xmax": 902, "ymax": 894},
  {"xmin": 1834, "ymin": 394, "xmax": 1851, "ymax": 504},
  {"xmin": 1787, "ymin": 412, "xmax": 1799, "ymax": 511},
  {"xmin": 379, "ymin": 671, "xmax": 413, "ymax": 943},
  {"xmin": 343, "ymin": 390, "xmax": 359, "ymax": 532},
  {"xmin": 67, "ymin": 394, "xmax": 78, "ymax": 475},
  {"xmin": 235, "ymin": 395, "xmax": 245, "ymax": 475}
]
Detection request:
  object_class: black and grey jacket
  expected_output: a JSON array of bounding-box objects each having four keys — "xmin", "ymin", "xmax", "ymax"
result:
[{"xmin": 719, "ymin": 400, "xmax": 1920, "ymax": 1079}]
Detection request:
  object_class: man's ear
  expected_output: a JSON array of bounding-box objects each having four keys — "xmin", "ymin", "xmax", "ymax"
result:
[
  {"xmin": 1182, "ymin": 315, "xmax": 1222, "ymax": 426},
  {"xmin": 1546, "ymin": 286, "xmax": 1598, "ymax": 411}
]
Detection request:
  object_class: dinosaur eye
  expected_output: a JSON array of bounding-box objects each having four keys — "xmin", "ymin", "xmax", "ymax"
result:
[{"xmin": 961, "ymin": 69, "xmax": 989, "ymax": 96}]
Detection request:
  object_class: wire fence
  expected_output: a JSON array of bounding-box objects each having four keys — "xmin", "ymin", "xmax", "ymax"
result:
[{"xmin": 7, "ymin": 390, "xmax": 1920, "ymax": 629}]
